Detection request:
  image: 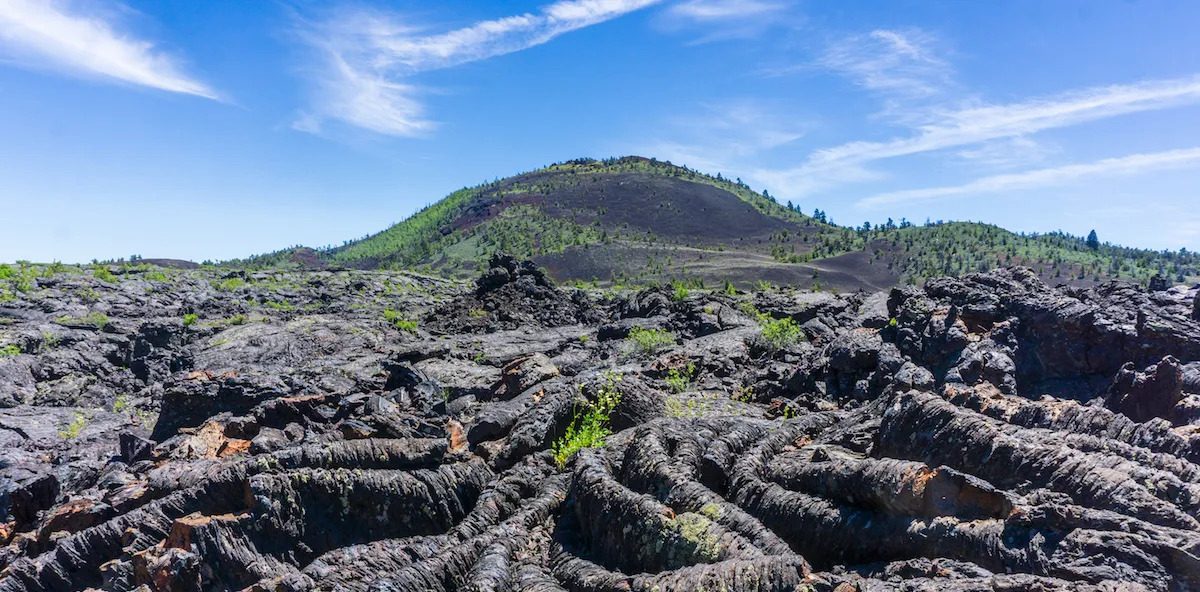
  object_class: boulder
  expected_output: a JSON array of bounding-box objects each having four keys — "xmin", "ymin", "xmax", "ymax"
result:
[
  {"xmin": 492, "ymin": 353, "xmax": 559, "ymax": 399},
  {"xmin": 1105, "ymin": 356, "xmax": 1185, "ymax": 424}
]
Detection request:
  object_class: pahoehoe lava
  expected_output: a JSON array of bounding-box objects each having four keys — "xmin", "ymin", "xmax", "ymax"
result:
[{"xmin": 3, "ymin": 255, "xmax": 1200, "ymax": 590}]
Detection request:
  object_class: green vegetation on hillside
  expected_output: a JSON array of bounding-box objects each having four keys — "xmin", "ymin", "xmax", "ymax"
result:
[
  {"xmin": 277, "ymin": 156, "xmax": 857, "ymax": 271},
  {"xmin": 863, "ymin": 221, "xmax": 1199, "ymax": 285},
  {"xmin": 225, "ymin": 156, "xmax": 1200, "ymax": 288},
  {"xmin": 435, "ymin": 204, "xmax": 607, "ymax": 268},
  {"xmin": 332, "ymin": 186, "xmax": 480, "ymax": 266}
]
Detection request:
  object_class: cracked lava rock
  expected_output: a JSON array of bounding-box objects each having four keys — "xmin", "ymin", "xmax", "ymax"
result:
[{"xmin": 3, "ymin": 258, "xmax": 1200, "ymax": 590}]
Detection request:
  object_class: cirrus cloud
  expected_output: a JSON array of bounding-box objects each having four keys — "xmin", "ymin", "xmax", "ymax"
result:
[
  {"xmin": 752, "ymin": 72, "xmax": 1200, "ymax": 199},
  {"xmin": 0, "ymin": 0, "xmax": 218, "ymax": 99},
  {"xmin": 857, "ymin": 147, "xmax": 1200, "ymax": 208},
  {"xmin": 295, "ymin": 0, "xmax": 663, "ymax": 137}
]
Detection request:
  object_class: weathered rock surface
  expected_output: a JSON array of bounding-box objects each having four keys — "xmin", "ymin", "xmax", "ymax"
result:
[{"xmin": 1, "ymin": 261, "xmax": 1199, "ymax": 591}]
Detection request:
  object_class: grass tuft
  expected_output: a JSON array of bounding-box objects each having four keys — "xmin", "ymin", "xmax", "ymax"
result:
[
  {"xmin": 627, "ymin": 326, "xmax": 674, "ymax": 355},
  {"xmin": 216, "ymin": 277, "xmax": 246, "ymax": 291},
  {"xmin": 55, "ymin": 312, "xmax": 110, "ymax": 330},
  {"xmin": 59, "ymin": 411, "xmax": 88, "ymax": 439}
]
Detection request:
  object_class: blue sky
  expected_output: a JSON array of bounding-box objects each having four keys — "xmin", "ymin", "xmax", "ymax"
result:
[{"xmin": 1, "ymin": 0, "xmax": 1198, "ymax": 263}]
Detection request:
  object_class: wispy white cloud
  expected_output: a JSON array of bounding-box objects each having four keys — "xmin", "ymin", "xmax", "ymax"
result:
[
  {"xmin": 658, "ymin": 0, "xmax": 794, "ymax": 44},
  {"xmin": 819, "ymin": 29, "xmax": 952, "ymax": 101},
  {"xmin": 296, "ymin": 0, "xmax": 662, "ymax": 137},
  {"xmin": 667, "ymin": 0, "xmax": 787, "ymax": 21},
  {"xmin": 954, "ymin": 136, "xmax": 1057, "ymax": 170},
  {"xmin": 815, "ymin": 75, "xmax": 1200, "ymax": 167},
  {"xmin": 755, "ymin": 74, "xmax": 1200, "ymax": 198},
  {"xmin": 679, "ymin": 100, "xmax": 805, "ymax": 153},
  {"xmin": 0, "ymin": 0, "xmax": 217, "ymax": 99},
  {"xmin": 626, "ymin": 99, "xmax": 806, "ymax": 176},
  {"xmin": 857, "ymin": 147, "xmax": 1200, "ymax": 208}
]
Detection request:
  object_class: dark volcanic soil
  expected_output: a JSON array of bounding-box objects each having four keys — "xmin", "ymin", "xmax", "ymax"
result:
[
  {"xmin": 3, "ymin": 258, "xmax": 1200, "ymax": 591},
  {"xmin": 534, "ymin": 242, "xmax": 902, "ymax": 293}
]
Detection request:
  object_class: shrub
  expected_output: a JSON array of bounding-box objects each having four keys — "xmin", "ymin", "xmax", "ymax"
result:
[
  {"xmin": 216, "ymin": 277, "xmax": 245, "ymax": 291},
  {"xmin": 627, "ymin": 326, "xmax": 675, "ymax": 355},
  {"xmin": 733, "ymin": 385, "xmax": 754, "ymax": 402},
  {"xmin": 0, "ymin": 265, "xmax": 12, "ymax": 280},
  {"xmin": 665, "ymin": 362, "xmax": 696, "ymax": 393},
  {"xmin": 759, "ymin": 316, "xmax": 803, "ymax": 351},
  {"xmin": 0, "ymin": 344, "xmax": 21, "ymax": 357},
  {"xmin": 144, "ymin": 271, "xmax": 168, "ymax": 282},
  {"xmin": 671, "ymin": 281, "xmax": 690, "ymax": 301},
  {"xmin": 737, "ymin": 301, "xmax": 805, "ymax": 352},
  {"xmin": 384, "ymin": 309, "xmax": 418, "ymax": 333},
  {"xmin": 88, "ymin": 312, "xmax": 110, "ymax": 330},
  {"xmin": 553, "ymin": 372, "xmax": 622, "ymax": 467},
  {"xmin": 92, "ymin": 266, "xmax": 117, "ymax": 283},
  {"xmin": 112, "ymin": 395, "xmax": 129, "ymax": 413},
  {"xmin": 13, "ymin": 272, "xmax": 33, "ymax": 293},
  {"xmin": 737, "ymin": 301, "xmax": 760, "ymax": 318},
  {"xmin": 229, "ymin": 314, "xmax": 247, "ymax": 325},
  {"xmin": 182, "ymin": 313, "xmax": 199, "ymax": 327},
  {"xmin": 40, "ymin": 331, "xmax": 59, "ymax": 350}
]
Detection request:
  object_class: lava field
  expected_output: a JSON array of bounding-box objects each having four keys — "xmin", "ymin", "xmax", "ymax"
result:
[{"xmin": 3, "ymin": 255, "xmax": 1200, "ymax": 591}]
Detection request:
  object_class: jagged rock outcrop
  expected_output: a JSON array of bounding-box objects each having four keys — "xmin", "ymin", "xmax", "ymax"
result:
[
  {"xmin": 427, "ymin": 253, "xmax": 600, "ymax": 334},
  {"xmin": 2, "ymin": 263, "xmax": 1200, "ymax": 591},
  {"xmin": 1105, "ymin": 356, "xmax": 1187, "ymax": 424}
]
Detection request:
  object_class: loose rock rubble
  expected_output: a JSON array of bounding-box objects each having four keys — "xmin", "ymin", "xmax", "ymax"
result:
[{"xmin": 2, "ymin": 260, "xmax": 1200, "ymax": 591}]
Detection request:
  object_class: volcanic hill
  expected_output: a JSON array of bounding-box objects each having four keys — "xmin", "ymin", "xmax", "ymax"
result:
[{"xmin": 234, "ymin": 156, "xmax": 1198, "ymax": 291}]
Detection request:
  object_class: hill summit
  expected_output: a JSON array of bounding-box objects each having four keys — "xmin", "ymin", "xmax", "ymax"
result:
[{"xmin": 237, "ymin": 156, "xmax": 1199, "ymax": 291}]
